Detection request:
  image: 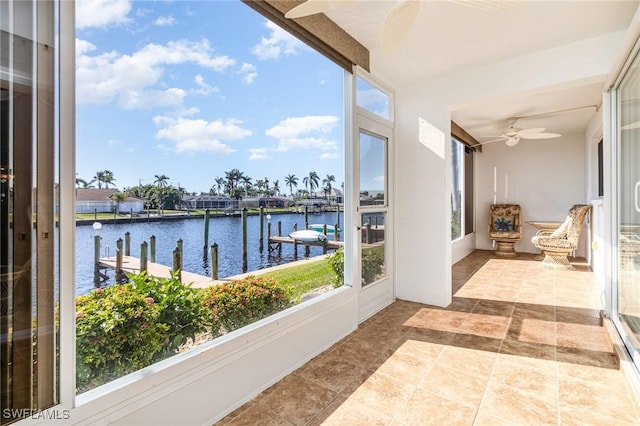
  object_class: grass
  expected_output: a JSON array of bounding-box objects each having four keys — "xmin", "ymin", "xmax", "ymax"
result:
[{"xmin": 260, "ymin": 257, "xmax": 337, "ymax": 300}]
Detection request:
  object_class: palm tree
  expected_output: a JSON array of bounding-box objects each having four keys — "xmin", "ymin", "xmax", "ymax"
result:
[
  {"xmin": 224, "ymin": 169, "xmax": 243, "ymax": 193},
  {"xmin": 272, "ymin": 179, "xmax": 280, "ymax": 196},
  {"xmin": 110, "ymin": 191, "xmax": 127, "ymax": 215},
  {"xmin": 75, "ymin": 175, "xmax": 95, "ymax": 188},
  {"xmin": 255, "ymin": 179, "xmax": 265, "ymax": 196},
  {"xmin": 322, "ymin": 174, "xmax": 336, "ymax": 200},
  {"xmin": 284, "ymin": 174, "xmax": 298, "ymax": 197},
  {"xmin": 241, "ymin": 175, "xmax": 253, "ymax": 196},
  {"xmin": 102, "ymin": 170, "xmax": 116, "ymax": 188},
  {"xmin": 93, "ymin": 171, "xmax": 105, "ymax": 189},
  {"xmin": 210, "ymin": 177, "xmax": 225, "ymax": 195},
  {"xmin": 154, "ymin": 174, "xmax": 170, "ymax": 188},
  {"xmin": 305, "ymin": 171, "xmax": 320, "ymax": 197}
]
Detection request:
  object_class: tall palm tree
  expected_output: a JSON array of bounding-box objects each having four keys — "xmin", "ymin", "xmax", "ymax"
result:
[
  {"xmin": 322, "ymin": 174, "xmax": 336, "ymax": 200},
  {"xmin": 241, "ymin": 175, "xmax": 253, "ymax": 196},
  {"xmin": 224, "ymin": 168, "xmax": 243, "ymax": 193},
  {"xmin": 102, "ymin": 170, "xmax": 116, "ymax": 188},
  {"xmin": 93, "ymin": 171, "xmax": 105, "ymax": 189},
  {"xmin": 255, "ymin": 179, "xmax": 265, "ymax": 196},
  {"xmin": 272, "ymin": 179, "xmax": 280, "ymax": 196},
  {"xmin": 154, "ymin": 174, "xmax": 170, "ymax": 188},
  {"xmin": 306, "ymin": 171, "xmax": 320, "ymax": 197},
  {"xmin": 284, "ymin": 174, "xmax": 298, "ymax": 197},
  {"xmin": 211, "ymin": 177, "xmax": 225, "ymax": 195}
]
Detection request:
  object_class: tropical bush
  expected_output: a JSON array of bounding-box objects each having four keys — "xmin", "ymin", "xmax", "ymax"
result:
[
  {"xmin": 328, "ymin": 248, "xmax": 344, "ymax": 286},
  {"xmin": 75, "ymin": 285, "xmax": 168, "ymax": 391},
  {"xmin": 129, "ymin": 272, "xmax": 206, "ymax": 359},
  {"xmin": 201, "ymin": 276, "xmax": 293, "ymax": 337}
]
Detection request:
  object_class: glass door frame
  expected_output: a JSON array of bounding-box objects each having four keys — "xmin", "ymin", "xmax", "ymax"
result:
[
  {"xmin": 608, "ymin": 37, "xmax": 640, "ymax": 372},
  {"xmin": 351, "ymin": 69, "xmax": 395, "ymax": 322}
]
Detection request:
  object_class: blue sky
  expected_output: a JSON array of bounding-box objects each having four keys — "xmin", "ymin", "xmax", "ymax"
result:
[{"xmin": 75, "ymin": 0, "xmax": 344, "ymax": 194}]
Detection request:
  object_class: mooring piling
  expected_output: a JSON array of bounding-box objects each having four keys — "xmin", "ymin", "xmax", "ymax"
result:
[
  {"xmin": 150, "ymin": 235, "xmax": 156, "ymax": 262},
  {"xmin": 203, "ymin": 208, "xmax": 210, "ymax": 249},
  {"xmin": 259, "ymin": 206, "xmax": 264, "ymax": 253},
  {"xmin": 177, "ymin": 239, "xmax": 183, "ymax": 270},
  {"xmin": 116, "ymin": 238, "xmax": 124, "ymax": 282},
  {"xmin": 140, "ymin": 241, "xmax": 148, "ymax": 273},
  {"xmin": 93, "ymin": 235, "xmax": 101, "ymax": 286},
  {"xmin": 304, "ymin": 205, "xmax": 309, "ymax": 229},
  {"xmin": 124, "ymin": 232, "xmax": 131, "ymax": 256},
  {"xmin": 211, "ymin": 243, "xmax": 219, "ymax": 280},
  {"xmin": 242, "ymin": 207, "xmax": 248, "ymax": 273},
  {"xmin": 172, "ymin": 246, "xmax": 182, "ymax": 281}
]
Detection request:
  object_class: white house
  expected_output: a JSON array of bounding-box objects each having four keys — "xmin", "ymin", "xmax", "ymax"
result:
[{"xmin": 75, "ymin": 188, "xmax": 144, "ymax": 214}]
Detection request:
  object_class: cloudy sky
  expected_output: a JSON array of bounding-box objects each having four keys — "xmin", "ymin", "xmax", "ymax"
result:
[{"xmin": 75, "ymin": 0, "xmax": 345, "ymax": 194}]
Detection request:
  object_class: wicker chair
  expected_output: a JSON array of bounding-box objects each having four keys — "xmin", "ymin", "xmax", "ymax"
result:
[
  {"xmin": 531, "ymin": 204, "xmax": 591, "ymax": 270},
  {"xmin": 488, "ymin": 204, "xmax": 522, "ymax": 257}
]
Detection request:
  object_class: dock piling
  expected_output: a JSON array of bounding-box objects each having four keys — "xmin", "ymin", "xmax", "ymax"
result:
[
  {"xmin": 334, "ymin": 224, "xmax": 339, "ymax": 241},
  {"xmin": 116, "ymin": 238, "xmax": 124, "ymax": 282},
  {"xmin": 259, "ymin": 206, "xmax": 264, "ymax": 253},
  {"xmin": 124, "ymin": 232, "xmax": 131, "ymax": 256},
  {"xmin": 277, "ymin": 221, "xmax": 282, "ymax": 237},
  {"xmin": 211, "ymin": 243, "xmax": 218, "ymax": 280},
  {"xmin": 177, "ymin": 239, "xmax": 183, "ymax": 270},
  {"xmin": 93, "ymin": 235, "xmax": 101, "ymax": 286},
  {"xmin": 304, "ymin": 205, "xmax": 308, "ymax": 229},
  {"xmin": 150, "ymin": 235, "xmax": 156, "ymax": 263},
  {"xmin": 203, "ymin": 208, "xmax": 210, "ymax": 249},
  {"xmin": 242, "ymin": 208, "xmax": 248, "ymax": 273},
  {"xmin": 172, "ymin": 247, "xmax": 182, "ymax": 281},
  {"xmin": 140, "ymin": 241, "xmax": 148, "ymax": 273}
]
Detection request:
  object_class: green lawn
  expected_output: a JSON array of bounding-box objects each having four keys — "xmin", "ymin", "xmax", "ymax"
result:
[{"xmin": 260, "ymin": 257, "xmax": 337, "ymax": 301}]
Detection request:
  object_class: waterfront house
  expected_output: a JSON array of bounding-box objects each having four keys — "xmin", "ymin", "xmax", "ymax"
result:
[
  {"xmin": 75, "ymin": 188, "xmax": 144, "ymax": 214},
  {"xmin": 183, "ymin": 194, "xmax": 237, "ymax": 210},
  {"xmin": 3, "ymin": 1, "xmax": 640, "ymax": 425}
]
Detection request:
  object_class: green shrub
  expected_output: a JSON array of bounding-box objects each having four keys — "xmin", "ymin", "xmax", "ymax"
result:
[
  {"xmin": 201, "ymin": 276, "xmax": 292, "ymax": 337},
  {"xmin": 128, "ymin": 271, "xmax": 205, "ymax": 359},
  {"xmin": 328, "ymin": 248, "xmax": 344, "ymax": 287},
  {"xmin": 75, "ymin": 285, "xmax": 168, "ymax": 391},
  {"xmin": 362, "ymin": 245, "xmax": 385, "ymax": 285}
]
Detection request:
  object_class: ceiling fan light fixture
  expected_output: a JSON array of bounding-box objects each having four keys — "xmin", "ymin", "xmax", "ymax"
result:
[
  {"xmin": 505, "ymin": 136, "xmax": 520, "ymax": 147},
  {"xmin": 381, "ymin": 0, "xmax": 420, "ymax": 54}
]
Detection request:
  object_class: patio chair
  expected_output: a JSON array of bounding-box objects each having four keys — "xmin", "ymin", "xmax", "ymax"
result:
[
  {"xmin": 488, "ymin": 204, "xmax": 522, "ymax": 257},
  {"xmin": 531, "ymin": 204, "xmax": 591, "ymax": 269}
]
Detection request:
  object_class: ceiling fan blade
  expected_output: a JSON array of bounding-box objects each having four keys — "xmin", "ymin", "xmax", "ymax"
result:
[
  {"xmin": 479, "ymin": 137, "xmax": 507, "ymax": 145},
  {"xmin": 381, "ymin": 0, "xmax": 420, "ymax": 54},
  {"xmin": 517, "ymin": 127, "xmax": 546, "ymax": 135},
  {"xmin": 284, "ymin": 0, "xmax": 354, "ymax": 19},
  {"xmin": 520, "ymin": 132, "xmax": 561, "ymax": 140}
]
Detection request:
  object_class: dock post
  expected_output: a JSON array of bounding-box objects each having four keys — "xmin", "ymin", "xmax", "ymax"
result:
[
  {"xmin": 124, "ymin": 232, "xmax": 131, "ymax": 256},
  {"xmin": 242, "ymin": 207, "xmax": 248, "ymax": 273},
  {"xmin": 116, "ymin": 238, "xmax": 124, "ymax": 283},
  {"xmin": 267, "ymin": 221, "xmax": 271, "ymax": 241},
  {"xmin": 259, "ymin": 206, "xmax": 264, "ymax": 253},
  {"xmin": 334, "ymin": 224, "xmax": 339, "ymax": 241},
  {"xmin": 94, "ymin": 208, "xmax": 97, "ymax": 221},
  {"xmin": 177, "ymin": 239, "xmax": 183, "ymax": 270},
  {"xmin": 278, "ymin": 221, "xmax": 282, "ymax": 237},
  {"xmin": 172, "ymin": 247, "xmax": 182, "ymax": 281},
  {"xmin": 322, "ymin": 225, "xmax": 328, "ymax": 254},
  {"xmin": 293, "ymin": 240, "xmax": 298, "ymax": 260},
  {"xmin": 211, "ymin": 243, "xmax": 218, "ymax": 280},
  {"xmin": 336, "ymin": 204, "xmax": 340, "ymax": 228},
  {"xmin": 203, "ymin": 208, "xmax": 210, "ymax": 250},
  {"xmin": 140, "ymin": 242, "xmax": 148, "ymax": 273},
  {"xmin": 130, "ymin": 208, "xmax": 133, "ymax": 223},
  {"xmin": 305, "ymin": 243, "xmax": 310, "ymax": 258},
  {"xmin": 150, "ymin": 235, "xmax": 156, "ymax": 263},
  {"xmin": 366, "ymin": 222, "xmax": 372, "ymax": 244},
  {"xmin": 93, "ymin": 235, "xmax": 101, "ymax": 286},
  {"xmin": 304, "ymin": 205, "xmax": 309, "ymax": 229}
]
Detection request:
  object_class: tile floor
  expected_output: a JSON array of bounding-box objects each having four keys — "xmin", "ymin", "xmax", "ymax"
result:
[{"xmin": 217, "ymin": 250, "xmax": 640, "ymax": 425}]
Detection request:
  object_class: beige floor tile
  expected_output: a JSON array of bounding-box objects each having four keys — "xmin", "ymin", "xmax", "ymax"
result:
[
  {"xmin": 480, "ymin": 382, "xmax": 558, "ymax": 426},
  {"xmin": 393, "ymin": 390, "xmax": 478, "ymax": 426},
  {"xmin": 458, "ymin": 313, "xmax": 511, "ymax": 340},
  {"xmin": 489, "ymin": 355, "xmax": 557, "ymax": 396},
  {"xmin": 436, "ymin": 346, "xmax": 498, "ymax": 378},
  {"xmin": 373, "ymin": 350, "xmax": 433, "ymax": 386},
  {"xmin": 419, "ymin": 362, "xmax": 490, "ymax": 409},
  {"xmin": 308, "ymin": 395, "xmax": 391, "ymax": 426},
  {"xmin": 346, "ymin": 369, "xmax": 416, "ymax": 415}
]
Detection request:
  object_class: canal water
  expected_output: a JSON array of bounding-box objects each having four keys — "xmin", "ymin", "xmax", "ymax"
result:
[{"xmin": 76, "ymin": 211, "xmax": 344, "ymax": 296}]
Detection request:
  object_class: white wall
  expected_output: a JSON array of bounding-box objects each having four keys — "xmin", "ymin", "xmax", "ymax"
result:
[{"xmin": 475, "ymin": 133, "xmax": 587, "ymax": 256}]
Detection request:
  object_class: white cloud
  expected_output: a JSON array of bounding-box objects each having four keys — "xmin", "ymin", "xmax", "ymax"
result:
[
  {"xmin": 153, "ymin": 116, "xmax": 251, "ymax": 154},
  {"xmin": 266, "ymin": 115, "xmax": 340, "ymax": 153},
  {"xmin": 238, "ymin": 63, "xmax": 258, "ymax": 85},
  {"xmin": 193, "ymin": 74, "xmax": 220, "ymax": 96},
  {"xmin": 76, "ymin": 0, "xmax": 132, "ymax": 29},
  {"xmin": 251, "ymin": 21, "xmax": 306, "ymax": 60},
  {"xmin": 154, "ymin": 16, "xmax": 176, "ymax": 27},
  {"xmin": 135, "ymin": 7, "xmax": 152, "ymax": 17},
  {"xmin": 248, "ymin": 148, "xmax": 271, "ymax": 161},
  {"xmin": 76, "ymin": 38, "xmax": 236, "ymax": 109},
  {"xmin": 320, "ymin": 152, "xmax": 339, "ymax": 160}
]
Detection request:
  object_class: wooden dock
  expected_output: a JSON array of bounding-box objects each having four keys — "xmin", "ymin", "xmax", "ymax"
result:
[{"xmin": 99, "ymin": 256, "xmax": 214, "ymax": 286}]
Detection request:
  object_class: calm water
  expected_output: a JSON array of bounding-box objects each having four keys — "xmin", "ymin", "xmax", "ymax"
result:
[{"xmin": 76, "ymin": 211, "xmax": 344, "ymax": 296}]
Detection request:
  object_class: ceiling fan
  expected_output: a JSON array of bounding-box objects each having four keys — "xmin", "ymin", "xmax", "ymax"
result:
[
  {"xmin": 285, "ymin": 0, "xmax": 520, "ymax": 53},
  {"xmin": 480, "ymin": 118, "xmax": 562, "ymax": 147}
]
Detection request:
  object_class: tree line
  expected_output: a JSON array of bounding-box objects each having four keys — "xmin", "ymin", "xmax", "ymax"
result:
[{"xmin": 76, "ymin": 169, "xmax": 341, "ymax": 212}]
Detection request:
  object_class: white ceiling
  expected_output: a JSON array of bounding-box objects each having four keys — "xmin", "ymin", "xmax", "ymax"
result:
[{"xmin": 322, "ymin": 0, "xmax": 639, "ymax": 142}]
